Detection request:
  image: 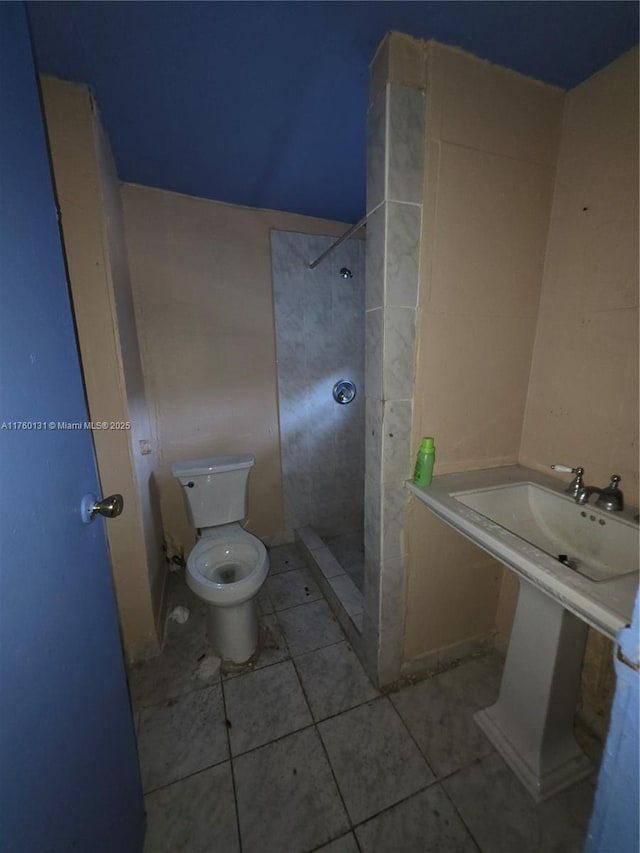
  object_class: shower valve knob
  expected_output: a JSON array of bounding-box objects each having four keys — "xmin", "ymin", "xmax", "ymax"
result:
[{"xmin": 333, "ymin": 379, "xmax": 356, "ymax": 405}]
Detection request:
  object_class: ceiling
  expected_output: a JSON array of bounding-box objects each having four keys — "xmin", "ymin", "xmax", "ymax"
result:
[{"xmin": 28, "ymin": 1, "xmax": 638, "ymax": 224}]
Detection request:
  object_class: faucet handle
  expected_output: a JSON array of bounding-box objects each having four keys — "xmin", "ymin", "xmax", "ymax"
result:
[
  {"xmin": 551, "ymin": 464, "xmax": 582, "ymax": 474},
  {"xmin": 606, "ymin": 474, "xmax": 622, "ymax": 493},
  {"xmin": 596, "ymin": 475, "xmax": 624, "ymax": 511},
  {"xmin": 551, "ymin": 464, "xmax": 585, "ymax": 497}
]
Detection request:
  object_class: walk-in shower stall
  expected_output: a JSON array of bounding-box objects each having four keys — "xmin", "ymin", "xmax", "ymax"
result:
[{"xmin": 270, "ymin": 230, "xmax": 366, "ymax": 596}]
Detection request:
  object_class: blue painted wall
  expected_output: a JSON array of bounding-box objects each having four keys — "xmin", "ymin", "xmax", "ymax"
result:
[{"xmin": 26, "ymin": 1, "xmax": 639, "ymax": 222}]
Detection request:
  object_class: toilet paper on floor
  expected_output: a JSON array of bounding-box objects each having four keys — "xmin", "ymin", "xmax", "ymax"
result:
[
  {"xmin": 168, "ymin": 605, "xmax": 190, "ymax": 624},
  {"xmin": 197, "ymin": 655, "xmax": 221, "ymax": 679}
]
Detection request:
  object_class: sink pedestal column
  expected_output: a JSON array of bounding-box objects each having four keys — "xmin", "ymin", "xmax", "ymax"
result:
[{"xmin": 475, "ymin": 578, "xmax": 593, "ymax": 801}]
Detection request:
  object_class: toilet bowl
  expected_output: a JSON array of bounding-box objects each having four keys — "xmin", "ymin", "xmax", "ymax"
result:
[
  {"xmin": 187, "ymin": 524, "xmax": 268, "ymax": 603},
  {"xmin": 186, "ymin": 523, "xmax": 268, "ymax": 663},
  {"xmin": 172, "ymin": 454, "xmax": 270, "ymax": 663}
]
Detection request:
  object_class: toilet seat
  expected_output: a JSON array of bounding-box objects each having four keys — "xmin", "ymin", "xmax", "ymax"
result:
[{"xmin": 186, "ymin": 523, "xmax": 268, "ymax": 607}]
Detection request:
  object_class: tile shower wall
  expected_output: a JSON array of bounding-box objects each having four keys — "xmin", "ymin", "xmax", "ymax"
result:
[
  {"xmin": 271, "ymin": 231, "xmax": 365, "ymax": 540},
  {"xmin": 363, "ymin": 35, "xmax": 426, "ymax": 686}
]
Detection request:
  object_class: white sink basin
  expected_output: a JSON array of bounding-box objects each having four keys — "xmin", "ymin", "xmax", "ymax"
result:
[
  {"xmin": 407, "ymin": 465, "xmax": 639, "ymax": 638},
  {"xmin": 452, "ymin": 482, "xmax": 639, "ymax": 583}
]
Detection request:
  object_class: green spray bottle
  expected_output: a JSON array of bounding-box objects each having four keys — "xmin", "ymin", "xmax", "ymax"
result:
[{"xmin": 413, "ymin": 437, "xmax": 435, "ymax": 486}]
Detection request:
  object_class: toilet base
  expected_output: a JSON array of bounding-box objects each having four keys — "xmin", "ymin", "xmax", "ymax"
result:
[{"xmin": 206, "ymin": 599, "xmax": 259, "ymax": 664}]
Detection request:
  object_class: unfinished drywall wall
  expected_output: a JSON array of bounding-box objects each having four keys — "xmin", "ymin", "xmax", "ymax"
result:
[
  {"xmin": 404, "ymin": 42, "xmax": 564, "ymax": 667},
  {"xmin": 520, "ymin": 47, "xmax": 639, "ymax": 504},
  {"xmin": 519, "ymin": 47, "xmax": 639, "ymax": 731},
  {"xmin": 121, "ymin": 185, "xmax": 350, "ymax": 556},
  {"xmin": 41, "ymin": 77, "xmax": 163, "ymax": 660}
]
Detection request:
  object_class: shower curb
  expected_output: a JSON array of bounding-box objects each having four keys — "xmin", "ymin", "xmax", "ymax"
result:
[{"xmin": 295, "ymin": 527, "xmax": 365, "ymax": 660}]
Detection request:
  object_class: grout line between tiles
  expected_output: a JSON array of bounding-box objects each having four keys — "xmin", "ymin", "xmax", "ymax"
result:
[
  {"xmin": 437, "ymin": 782, "xmax": 484, "ymax": 853},
  {"xmin": 373, "ymin": 689, "xmax": 497, "ymax": 852},
  {"xmin": 222, "ymin": 629, "xmax": 348, "ymax": 684},
  {"xmin": 434, "ymin": 749, "xmax": 497, "ymax": 786},
  {"xmin": 225, "ymin": 654, "xmax": 389, "ymax": 763},
  {"xmin": 290, "ymin": 635, "xmax": 346, "ymax": 662},
  {"xmin": 142, "ymin": 750, "xmax": 230, "ymax": 797},
  {"xmin": 269, "ymin": 591, "xmax": 325, "ymax": 614},
  {"xmin": 224, "ymin": 664, "xmax": 315, "ymax": 760},
  {"xmin": 269, "ymin": 593, "xmax": 334, "ymax": 616},
  {"xmin": 286, "ymin": 636, "xmax": 351, "ymax": 660},
  {"xmin": 142, "ymin": 756, "xmax": 231, "ymax": 798},
  {"xmin": 289, "ymin": 655, "xmax": 358, "ymax": 847},
  {"xmin": 307, "ymin": 831, "xmax": 363, "ymax": 853},
  {"xmin": 267, "ymin": 562, "xmax": 310, "ymax": 576},
  {"xmin": 221, "ymin": 669, "xmax": 244, "ymax": 853},
  {"xmin": 230, "ymin": 720, "xmax": 316, "ymax": 762},
  {"xmin": 385, "ymin": 691, "xmax": 437, "ymax": 779},
  {"xmin": 345, "ymin": 775, "xmax": 484, "ymax": 850},
  {"xmin": 132, "ymin": 674, "xmax": 223, "ymax": 714},
  {"xmin": 291, "ymin": 676, "xmax": 380, "ymax": 729}
]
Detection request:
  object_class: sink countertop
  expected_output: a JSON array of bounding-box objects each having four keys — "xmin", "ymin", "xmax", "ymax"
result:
[{"xmin": 407, "ymin": 465, "xmax": 639, "ymax": 641}]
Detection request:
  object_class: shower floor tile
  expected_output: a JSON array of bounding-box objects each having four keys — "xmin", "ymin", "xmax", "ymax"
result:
[
  {"xmin": 344, "ymin": 559, "xmax": 365, "ymax": 592},
  {"xmin": 324, "ymin": 530, "xmax": 364, "ymax": 558}
]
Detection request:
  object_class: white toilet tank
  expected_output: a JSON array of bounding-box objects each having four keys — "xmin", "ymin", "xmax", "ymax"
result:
[{"xmin": 171, "ymin": 454, "xmax": 254, "ymax": 529}]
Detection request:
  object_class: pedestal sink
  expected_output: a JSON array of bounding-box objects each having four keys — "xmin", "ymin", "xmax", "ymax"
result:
[{"xmin": 407, "ymin": 465, "xmax": 639, "ymax": 801}]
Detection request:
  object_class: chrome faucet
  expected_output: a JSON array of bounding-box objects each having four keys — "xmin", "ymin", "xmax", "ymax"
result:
[
  {"xmin": 576, "ymin": 475, "xmax": 624, "ymax": 512},
  {"xmin": 551, "ymin": 464, "xmax": 586, "ymax": 498}
]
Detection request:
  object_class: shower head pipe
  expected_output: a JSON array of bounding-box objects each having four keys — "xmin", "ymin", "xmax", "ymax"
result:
[{"xmin": 307, "ymin": 214, "xmax": 367, "ymax": 271}]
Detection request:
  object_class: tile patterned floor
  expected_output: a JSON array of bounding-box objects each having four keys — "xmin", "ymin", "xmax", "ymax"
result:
[{"xmin": 130, "ymin": 546, "xmax": 597, "ymax": 853}]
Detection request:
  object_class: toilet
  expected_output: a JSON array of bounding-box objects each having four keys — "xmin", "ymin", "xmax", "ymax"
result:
[{"xmin": 171, "ymin": 453, "xmax": 269, "ymax": 663}]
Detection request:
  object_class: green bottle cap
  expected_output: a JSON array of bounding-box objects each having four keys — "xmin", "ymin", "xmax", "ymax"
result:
[{"xmin": 419, "ymin": 436, "xmax": 435, "ymax": 452}]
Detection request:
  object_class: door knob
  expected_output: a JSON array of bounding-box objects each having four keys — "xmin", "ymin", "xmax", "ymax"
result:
[{"xmin": 81, "ymin": 493, "xmax": 124, "ymax": 524}]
